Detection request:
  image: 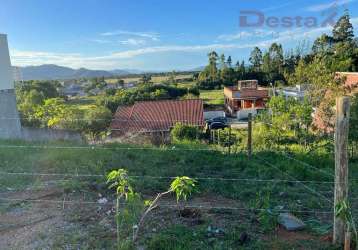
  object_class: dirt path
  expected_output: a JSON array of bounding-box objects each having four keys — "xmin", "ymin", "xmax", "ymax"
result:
[{"xmin": 0, "ymin": 189, "xmax": 66, "ymax": 249}]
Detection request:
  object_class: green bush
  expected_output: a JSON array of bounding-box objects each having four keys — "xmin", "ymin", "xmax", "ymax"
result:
[{"xmin": 170, "ymin": 123, "xmax": 201, "ymax": 141}]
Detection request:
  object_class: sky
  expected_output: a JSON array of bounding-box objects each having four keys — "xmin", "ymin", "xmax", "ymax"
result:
[{"xmin": 1, "ymin": 0, "xmax": 358, "ymax": 71}]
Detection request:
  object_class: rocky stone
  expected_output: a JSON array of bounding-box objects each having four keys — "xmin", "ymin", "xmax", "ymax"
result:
[
  {"xmin": 278, "ymin": 213, "xmax": 305, "ymax": 231},
  {"xmin": 239, "ymin": 232, "xmax": 249, "ymax": 244},
  {"xmin": 97, "ymin": 197, "xmax": 108, "ymax": 204}
]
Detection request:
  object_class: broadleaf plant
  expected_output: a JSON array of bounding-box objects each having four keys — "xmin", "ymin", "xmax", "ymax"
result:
[{"xmin": 107, "ymin": 169, "xmax": 134, "ymax": 250}]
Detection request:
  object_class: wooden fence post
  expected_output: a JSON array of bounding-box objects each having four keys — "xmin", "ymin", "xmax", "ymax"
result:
[
  {"xmin": 228, "ymin": 126, "xmax": 232, "ymax": 155},
  {"xmin": 218, "ymin": 130, "xmax": 221, "ymax": 146},
  {"xmin": 247, "ymin": 113, "xmax": 252, "ymax": 158},
  {"xmin": 333, "ymin": 96, "xmax": 350, "ymax": 245}
]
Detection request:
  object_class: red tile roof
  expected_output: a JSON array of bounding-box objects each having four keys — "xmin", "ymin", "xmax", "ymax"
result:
[
  {"xmin": 224, "ymin": 86, "xmax": 269, "ymax": 99},
  {"xmin": 111, "ymin": 99, "xmax": 205, "ymax": 135},
  {"xmin": 336, "ymin": 72, "xmax": 358, "ymax": 88},
  {"xmin": 239, "ymin": 89, "xmax": 269, "ymax": 99}
]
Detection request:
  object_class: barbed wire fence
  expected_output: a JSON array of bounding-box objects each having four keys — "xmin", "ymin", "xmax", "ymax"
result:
[{"xmin": 0, "ymin": 97, "xmax": 354, "ymax": 247}]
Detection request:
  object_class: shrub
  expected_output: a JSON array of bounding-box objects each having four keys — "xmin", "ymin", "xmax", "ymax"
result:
[{"xmin": 171, "ymin": 123, "xmax": 201, "ymax": 141}]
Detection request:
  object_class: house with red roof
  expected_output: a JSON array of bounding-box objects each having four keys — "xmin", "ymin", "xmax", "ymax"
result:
[
  {"xmin": 336, "ymin": 72, "xmax": 358, "ymax": 92},
  {"xmin": 224, "ymin": 80, "xmax": 269, "ymax": 118},
  {"xmin": 313, "ymin": 72, "xmax": 358, "ymax": 133},
  {"xmin": 110, "ymin": 99, "xmax": 205, "ymax": 138}
]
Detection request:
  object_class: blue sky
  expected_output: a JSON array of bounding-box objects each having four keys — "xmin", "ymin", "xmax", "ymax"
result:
[{"xmin": 1, "ymin": 0, "xmax": 357, "ymax": 71}]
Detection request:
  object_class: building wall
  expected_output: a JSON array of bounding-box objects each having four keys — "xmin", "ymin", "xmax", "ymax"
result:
[
  {"xmin": 243, "ymin": 100, "xmax": 253, "ymax": 109},
  {"xmin": 0, "ymin": 34, "xmax": 14, "ymax": 90},
  {"xmin": 0, "ymin": 90, "xmax": 22, "ymax": 139},
  {"xmin": 21, "ymin": 127, "xmax": 83, "ymax": 142},
  {"xmin": 223, "ymin": 87, "xmax": 233, "ymax": 99},
  {"xmin": 255, "ymin": 99, "xmax": 265, "ymax": 108},
  {"xmin": 204, "ymin": 111, "xmax": 226, "ymax": 120},
  {"xmin": 237, "ymin": 108, "xmax": 258, "ymax": 120}
]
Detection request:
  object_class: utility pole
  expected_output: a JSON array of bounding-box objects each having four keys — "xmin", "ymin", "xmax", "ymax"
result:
[
  {"xmin": 247, "ymin": 113, "xmax": 252, "ymax": 158},
  {"xmin": 333, "ymin": 96, "xmax": 350, "ymax": 245}
]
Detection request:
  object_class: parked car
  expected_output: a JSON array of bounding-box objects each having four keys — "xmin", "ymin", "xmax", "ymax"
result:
[
  {"xmin": 206, "ymin": 117, "xmax": 228, "ymax": 126},
  {"xmin": 209, "ymin": 122, "xmax": 227, "ymax": 130}
]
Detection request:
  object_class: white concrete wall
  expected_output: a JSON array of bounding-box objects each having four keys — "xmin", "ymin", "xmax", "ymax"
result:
[
  {"xmin": 21, "ymin": 127, "xmax": 83, "ymax": 142},
  {"xmin": 0, "ymin": 34, "xmax": 14, "ymax": 90},
  {"xmin": 204, "ymin": 111, "xmax": 226, "ymax": 120},
  {"xmin": 0, "ymin": 90, "xmax": 22, "ymax": 138},
  {"xmin": 237, "ymin": 108, "xmax": 257, "ymax": 120}
]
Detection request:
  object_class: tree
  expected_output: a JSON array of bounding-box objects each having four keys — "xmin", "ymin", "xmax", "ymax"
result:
[
  {"xmin": 286, "ymin": 59, "xmax": 310, "ymax": 86},
  {"xmin": 257, "ymin": 95, "xmax": 313, "ymax": 147},
  {"xmin": 333, "ymin": 10, "xmax": 354, "ymax": 43},
  {"xmin": 198, "ymin": 51, "xmax": 220, "ymax": 89},
  {"xmin": 140, "ymin": 74, "xmax": 152, "ymax": 84},
  {"xmin": 168, "ymin": 70, "xmax": 176, "ymax": 85},
  {"xmin": 227, "ymin": 56, "xmax": 232, "ymax": 68},
  {"xmin": 249, "ymin": 47, "xmax": 263, "ymax": 71},
  {"xmin": 83, "ymin": 106, "xmax": 112, "ymax": 140},
  {"xmin": 34, "ymin": 98, "xmax": 67, "ymax": 128},
  {"xmin": 268, "ymin": 43, "xmax": 284, "ymax": 75},
  {"xmin": 236, "ymin": 60, "xmax": 246, "ymax": 80},
  {"xmin": 219, "ymin": 53, "xmax": 235, "ymax": 85},
  {"xmin": 116, "ymin": 79, "xmax": 125, "ymax": 89},
  {"xmin": 220, "ymin": 54, "xmax": 226, "ymax": 69},
  {"xmin": 312, "ymin": 34, "xmax": 334, "ymax": 56},
  {"xmin": 208, "ymin": 51, "xmax": 219, "ymax": 81}
]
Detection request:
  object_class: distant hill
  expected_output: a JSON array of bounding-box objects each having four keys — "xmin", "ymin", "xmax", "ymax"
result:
[
  {"xmin": 190, "ymin": 66, "xmax": 205, "ymax": 72},
  {"xmin": 13, "ymin": 64, "xmax": 140, "ymax": 81}
]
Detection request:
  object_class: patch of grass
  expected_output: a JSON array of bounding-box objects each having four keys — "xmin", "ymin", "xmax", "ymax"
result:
[{"xmin": 200, "ymin": 90, "xmax": 224, "ymax": 106}]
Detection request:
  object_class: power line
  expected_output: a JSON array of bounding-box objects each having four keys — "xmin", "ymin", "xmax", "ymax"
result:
[
  {"xmin": 0, "ymin": 197, "xmax": 334, "ymax": 214},
  {"xmin": 0, "ymin": 144, "xmax": 221, "ymax": 152},
  {"xmin": 277, "ymin": 152, "xmax": 335, "ymax": 178},
  {"xmin": 0, "ymin": 117, "xmax": 207, "ymax": 124},
  {"xmin": 252, "ymin": 119, "xmax": 335, "ymax": 178},
  {"xmin": 254, "ymin": 155, "xmax": 333, "ymax": 204},
  {"xmin": 0, "ymin": 171, "xmax": 338, "ymax": 184}
]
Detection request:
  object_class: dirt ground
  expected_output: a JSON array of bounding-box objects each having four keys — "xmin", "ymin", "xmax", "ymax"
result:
[
  {"xmin": 0, "ymin": 189, "xmax": 66, "ymax": 249},
  {"xmin": 0, "ymin": 189, "xmax": 332, "ymax": 250}
]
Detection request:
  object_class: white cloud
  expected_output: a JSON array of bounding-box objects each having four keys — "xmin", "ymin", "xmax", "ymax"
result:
[
  {"xmin": 10, "ymin": 43, "xmax": 263, "ymax": 69},
  {"xmin": 351, "ymin": 16, "xmax": 358, "ymax": 25},
  {"xmin": 89, "ymin": 39, "xmax": 112, "ymax": 44},
  {"xmin": 104, "ymin": 43, "xmax": 268, "ymax": 59},
  {"xmin": 100, "ymin": 30, "xmax": 160, "ymax": 41},
  {"xmin": 262, "ymin": 1, "xmax": 299, "ymax": 12},
  {"xmin": 260, "ymin": 26, "xmax": 332, "ymax": 46},
  {"xmin": 217, "ymin": 30, "xmax": 277, "ymax": 41},
  {"xmin": 306, "ymin": 0, "xmax": 355, "ymax": 12},
  {"xmin": 119, "ymin": 38, "xmax": 147, "ymax": 46},
  {"xmin": 217, "ymin": 31, "xmax": 254, "ymax": 41}
]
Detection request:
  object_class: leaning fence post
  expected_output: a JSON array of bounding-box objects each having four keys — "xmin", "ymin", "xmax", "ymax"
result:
[{"xmin": 333, "ymin": 96, "xmax": 350, "ymax": 245}]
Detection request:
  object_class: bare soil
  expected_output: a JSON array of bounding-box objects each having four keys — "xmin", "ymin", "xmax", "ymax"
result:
[{"xmin": 0, "ymin": 189, "xmax": 66, "ymax": 249}]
